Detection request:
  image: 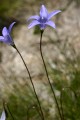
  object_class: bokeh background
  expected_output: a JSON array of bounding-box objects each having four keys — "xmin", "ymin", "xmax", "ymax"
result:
[{"xmin": 0, "ymin": 0, "xmax": 80, "ymax": 119}]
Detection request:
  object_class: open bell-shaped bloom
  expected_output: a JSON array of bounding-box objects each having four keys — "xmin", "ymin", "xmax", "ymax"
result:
[
  {"xmin": 0, "ymin": 110, "xmax": 6, "ymax": 120},
  {"xmin": 28, "ymin": 5, "xmax": 61, "ymax": 30},
  {"xmin": 0, "ymin": 22, "xmax": 16, "ymax": 45}
]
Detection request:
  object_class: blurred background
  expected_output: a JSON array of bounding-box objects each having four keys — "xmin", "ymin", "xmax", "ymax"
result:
[{"xmin": 0, "ymin": 0, "xmax": 80, "ymax": 119}]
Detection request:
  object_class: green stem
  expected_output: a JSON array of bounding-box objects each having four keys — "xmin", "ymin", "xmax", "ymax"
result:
[
  {"xmin": 40, "ymin": 30, "xmax": 62, "ymax": 120},
  {"xmin": 12, "ymin": 44, "xmax": 44, "ymax": 120},
  {"xmin": 3, "ymin": 100, "xmax": 15, "ymax": 120},
  {"xmin": 7, "ymin": 104, "xmax": 15, "ymax": 120}
]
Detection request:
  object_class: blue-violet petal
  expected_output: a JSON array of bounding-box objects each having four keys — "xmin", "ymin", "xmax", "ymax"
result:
[
  {"xmin": 46, "ymin": 21, "xmax": 56, "ymax": 29},
  {"xmin": 48, "ymin": 10, "xmax": 61, "ymax": 20},
  {"xmin": 0, "ymin": 110, "xmax": 6, "ymax": 120},
  {"xmin": 8, "ymin": 22, "xmax": 16, "ymax": 33},
  {"xmin": 0, "ymin": 36, "xmax": 4, "ymax": 41},
  {"xmin": 40, "ymin": 5, "xmax": 48, "ymax": 18},
  {"xmin": 2, "ymin": 27, "xmax": 9, "ymax": 36},
  {"xmin": 27, "ymin": 15, "xmax": 39, "ymax": 21},
  {"xmin": 28, "ymin": 20, "xmax": 40, "ymax": 29}
]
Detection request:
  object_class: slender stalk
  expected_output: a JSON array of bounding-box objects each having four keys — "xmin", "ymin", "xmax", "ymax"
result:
[
  {"xmin": 3, "ymin": 100, "xmax": 14, "ymax": 120},
  {"xmin": 40, "ymin": 30, "xmax": 62, "ymax": 120},
  {"xmin": 7, "ymin": 104, "xmax": 15, "ymax": 120},
  {"xmin": 12, "ymin": 44, "xmax": 44, "ymax": 120},
  {"xmin": 60, "ymin": 90, "xmax": 65, "ymax": 120},
  {"xmin": 60, "ymin": 86, "xmax": 78, "ymax": 120}
]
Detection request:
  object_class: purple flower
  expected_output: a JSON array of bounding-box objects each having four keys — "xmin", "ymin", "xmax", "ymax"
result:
[
  {"xmin": 28, "ymin": 5, "xmax": 61, "ymax": 30},
  {"xmin": 0, "ymin": 22, "xmax": 16, "ymax": 45},
  {"xmin": 0, "ymin": 110, "xmax": 6, "ymax": 120}
]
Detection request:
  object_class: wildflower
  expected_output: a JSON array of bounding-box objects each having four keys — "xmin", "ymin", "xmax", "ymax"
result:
[
  {"xmin": 0, "ymin": 110, "xmax": 6, "ymax": 120},
  {"xmin": 28, "ymin": 5, "xmax": 61, "ymax": 30},
  {"xmin": 0, "ymin": 22, "xmax": 16, "ymax": 46}
]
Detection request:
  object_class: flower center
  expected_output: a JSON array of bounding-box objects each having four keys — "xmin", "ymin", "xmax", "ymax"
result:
[{"xmin": 39, "ymin": 17, "xmax": 47, "ymax": 23}]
